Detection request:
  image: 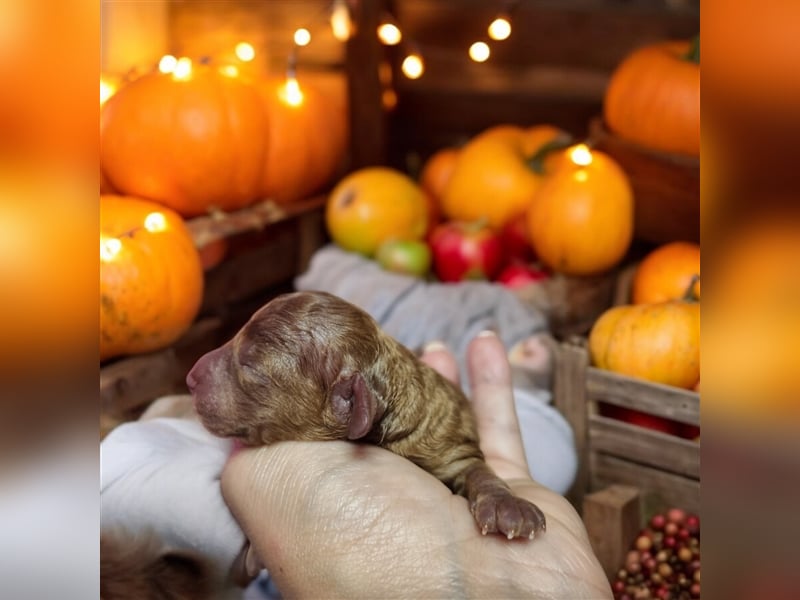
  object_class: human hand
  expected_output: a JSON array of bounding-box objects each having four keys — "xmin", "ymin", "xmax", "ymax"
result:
[{"xmin": 221, "ymin": 332, "xmax": 612, "ymax": 599}]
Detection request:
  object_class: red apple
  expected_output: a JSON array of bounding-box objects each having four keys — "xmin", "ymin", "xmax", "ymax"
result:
[
  {"xmin": 599, "ymin": 404, "xmax": 686, "ymax": 437},
  {"xmin": 429, "ymin": 220, "xmax": 506, "ymax": 282},
  {"xmin": 500, "ymin": 213, "xmax": 536, "ymax": 264},
  {"xmin": 496, "ymin": 263, "xmax": 550, "ymax": 289}
]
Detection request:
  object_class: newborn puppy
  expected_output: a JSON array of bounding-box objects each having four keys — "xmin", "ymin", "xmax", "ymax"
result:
[{"xmin": 187, "ymin": 291, "xmax": 546, "ymax": 540}]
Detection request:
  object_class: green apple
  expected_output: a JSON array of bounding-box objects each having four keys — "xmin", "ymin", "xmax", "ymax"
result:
[{"xmin": 375, "ymin": 239, "xmax": 432, "ymax": 278}]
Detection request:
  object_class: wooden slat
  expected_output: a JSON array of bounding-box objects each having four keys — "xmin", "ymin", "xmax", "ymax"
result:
[
  {"xmin": 553, "ymin": 341, "xmax": 591, "ymax": 509},
  {"xmin": 583, "ymin": 485, "xmax": 641, "ymax": 581},
  {"xmin": 589, "ymin": 414, "xmax": 700, "ymax": 478},
  {"xmin": 187, "ymin": 195, "xmax": 327, "ymax": 249},
  {"xmin": 586, "ymin": 367, "xmax": 700, "ymax": 425},
  {"xmin": 591, "ymin": 453, "xmax": 700, "ymax": 514}
]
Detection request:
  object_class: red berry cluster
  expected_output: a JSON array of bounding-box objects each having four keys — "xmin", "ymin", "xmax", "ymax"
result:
[{"xmin": 612, "ymin": 508, "xmax": 700, "ymax": 600}]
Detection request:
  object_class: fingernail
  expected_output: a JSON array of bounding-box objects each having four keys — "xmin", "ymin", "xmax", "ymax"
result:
[
  {"xmin": 422, "ymin": 340, "xmax": 448, "ymax": 353},
  {"xmin": 477, "ymin": 329, "xmax": 497, "ymax": 338}
]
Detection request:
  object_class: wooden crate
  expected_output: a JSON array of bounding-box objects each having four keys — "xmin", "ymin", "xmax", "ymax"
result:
[
  {"xmin": 553, "ymin": 338, "xmax": 700, "ymax": 576},
  {"xmin": 100, "ymin": 197, "xmax": 328, "ymax": 437}
]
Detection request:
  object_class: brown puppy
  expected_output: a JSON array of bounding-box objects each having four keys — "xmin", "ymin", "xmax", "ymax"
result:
[{"xmin": 187, "ymin": 290, "xmax": 546, "ymax": 539}]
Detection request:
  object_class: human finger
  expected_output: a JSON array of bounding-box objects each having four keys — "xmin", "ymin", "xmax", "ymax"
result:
[
  {"xmin": 467, "ymin": 331, "xmax": 530, "ymax": 479},
  {"xmin": 420, "ymin": 340, "xmax": 460, "ymax": 385}
]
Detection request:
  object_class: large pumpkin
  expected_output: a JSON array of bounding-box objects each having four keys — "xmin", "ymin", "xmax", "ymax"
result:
[
  {"xmin": 256, "ymin": 76, "xmax": 348, "ymax": 204},
  {"xmin": 589, "ymin": 290, "xmax": 700, "ymax": 389},
  {"xmin": 441, "ymin": 125, "xmax": 570, "ymax": 229},
  {"xmin": 100, "ymin": 66, "xmax": 269, "ymax": 217},
  {"xmin": 526, "ymin": 145, "xmax": 633, "ymax": 276},
  {"xmin": 100, "ymin": 195, "xmax": 204, "ymax": 361},
  {"xmin": 604, "ymin": 38, "xmax": 700, "ymax": 156}
]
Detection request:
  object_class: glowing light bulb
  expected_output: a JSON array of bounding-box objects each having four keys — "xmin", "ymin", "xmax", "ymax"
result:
[
  {"xmin": 469, "ymin": 42, "xmax": 490, "ymax": 62},
  {"xmin": 172, "ymin": 57, "xmax": 193, "ymax": 80},
  {"xmin": 100, "ymin": 78, "xmax": 116, "ymax": 106},
  {"xmin": 382, "ymin": 88, "xmax": 398, "ymax": 111},
  {"xmin": 281, "ymin": 75, "xmax": 304, "ymax": 107},
  {"xmin": 570, "ymin": 144, "xmax": 593, "ymax": 167},
  {"xmin": 330, "ymin": 0, "xmax": 352, "ymax": 41},
  {"xmin": 378, "ymin": 22, "xmax": 402, "ymax": 45},
  {"xmin": 401, "ymin": 53, "xmax": 424, "ymax": 79},
  {"xmin": 293, "ymin": 28, "xmax": 311, "ymax": 47},
  {"xmin": 488, "ymin": 16, "xmax": 511, "ymax": 41},
  {"xmin": 144, "ymin": 212, "xmax": 168, "ymax": 233},
  {"xmin": 158, "ymin": 55, "xmax": 178, "ymax": 73},
  {"xmin": 235, "ymin": 42, "xmax": 255, "ymax": 62},
  {"xmin": 219, "ymin": 65, "xmax": 239, "ymax": 78},
  {"xmin": 100, "ymin": 237, "xmax": 122, "ymax": 262}
]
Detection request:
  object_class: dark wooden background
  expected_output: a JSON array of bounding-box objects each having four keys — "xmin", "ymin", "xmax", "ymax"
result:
[{"xmin": 167, "ymin": 0, "xmax": 699, "ymax": 172}]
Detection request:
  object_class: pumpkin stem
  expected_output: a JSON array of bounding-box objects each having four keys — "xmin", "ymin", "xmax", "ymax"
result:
[
  {"xmin": 684, "ymin": 34, "xmax": 700, "ymax": 64},
  {"xmin": 682, "ymin": 274, "xmax": 701, "ymax": 302},
  {"xmin": 526, "ymin": 134, "xmax": 575, "ymax": 175}
]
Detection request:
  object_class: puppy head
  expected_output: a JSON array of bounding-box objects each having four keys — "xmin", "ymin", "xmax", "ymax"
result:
[{"xmin": 187, "ymin": 291, "xmax": 389, "ymax": 445}]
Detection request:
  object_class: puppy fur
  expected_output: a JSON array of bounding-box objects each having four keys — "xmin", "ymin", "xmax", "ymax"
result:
[
  {"xmin": 188, "ymin": 290, "xmax": 546, "ymax": 539},
  {"xmin": 100, "ymin": 527, "xmax": 211, "ymax": 600}
]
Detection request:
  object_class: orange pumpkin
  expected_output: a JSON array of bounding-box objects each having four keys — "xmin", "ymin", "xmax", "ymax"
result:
[
  {"xmin": 441, "ymin": 125, "xmax": 570, "ymax": 229},
  {"xmin": 526, "ymin": 145, "xmax": 634, "ymax": 276},
  {"xmin": 632, "ymin": 241, "xmax": 700, "ymax": 304},
  {"xmin": 100, "ymin": 66, "xmax": 269, "ymax": 217},
  {"xmin": 100, "ymin": 195, "xmax": 204, "ymax": 361},
  {"xmin": 589, "ymin": 289, "xmax": 700, "ymax": 389},
  {"xmin": 256, "ymin": 76, "xmax": 348, "ymax": 204},
  {"xmin": 604, "ymin": 38, "xmax": 700, "ymax": 156}
]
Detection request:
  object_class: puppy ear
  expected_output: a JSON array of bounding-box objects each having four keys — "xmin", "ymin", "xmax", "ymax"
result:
[{"xmin": 330, "ymin": 372, "xmax": 377, "ymax": 440}]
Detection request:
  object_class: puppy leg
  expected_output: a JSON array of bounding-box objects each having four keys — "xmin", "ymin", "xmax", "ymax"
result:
[{"xmin": 452, "ymin": 459, "xmax": 546, "ymax": 540}]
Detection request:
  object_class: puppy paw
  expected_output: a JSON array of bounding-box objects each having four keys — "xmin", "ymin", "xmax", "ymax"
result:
[{"xmin": 471, "ymin": 491, "xmax": 546, "ymax": 540}]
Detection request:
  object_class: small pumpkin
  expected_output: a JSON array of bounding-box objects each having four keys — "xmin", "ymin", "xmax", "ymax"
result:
[
  {"xmin": 632, "ymin": 241, "xmax": 700, "ymax": 304},
  {"xmin": 256, "ymin": 76, "xmax": 348, "ymax": 204},
  {"xmin": 100, "ymin": 65, "xmax": 269, "ymax": 217},
  {"xmin": 589, "ymin": 280, "xmax": 700, "ymax": 389},
  {"xmin": 604, "ymin": 38, "xmax": 700, "ymax": 157},
  {"xmin": 441, "ymin": 125, "xmax": 570, "ymax": 229},
  {"xmin": 100, "ymin": 195, "xmax": 204, "ymax": 361},
  {"xmin": 526, "ymin": 145, "xmax": 634, "ymax": 276}
]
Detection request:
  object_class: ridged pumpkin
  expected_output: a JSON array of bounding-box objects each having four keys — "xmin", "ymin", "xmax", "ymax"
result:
[
  {"xmin": 100, "ymin": 66, "xmax": 269, "ymax": 217},
  {"xmin": 526, "ymin": 146, "xmax": 633, "ymax": 276},
  {"xmin": 604, "ymin": 38, "xmax": 700, "ymax": 156},
  {"xmin": 589, "ymin": 287, "xmax": 700, "ymax": 389},
  {"xmin": 441, "ymin": 125, "xmax": 570, "ymax": 229},
  {"xmin": 100, "ymin": 195, "xmax": 204, "ymax": 361},
  {"xmin": 632, "ymin": 241, "xmax": 701, "ymax": 304},
  {"xmin": 256, "ymin": 76, "xmax": 348, "ymax": 204}
]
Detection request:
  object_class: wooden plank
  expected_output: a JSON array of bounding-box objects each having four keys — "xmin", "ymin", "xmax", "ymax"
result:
[
  {"xmin": 553, "ymin": 340, "xmax": 591, "ymax": 509},
  {"xmin": 586, "ymin": 367, "xmax": 700, "ymax": 425},
  {"xmin": 589, "ymin": 415, "xmax": 700, "ymax": 478},
  {"xmin": 582, "ymin": 485, "xmax": 641, "ymax": 581},
  {"xmin": 591, "ymin": 453, "xmax": 700, "ymax": 514},
  {"xmin": 187, "ymin": 196, "xmax": 327, "ymax": 249},
  {"xmin": 345, "ymin": 0, "xmax": 388, "ymax": 168}
]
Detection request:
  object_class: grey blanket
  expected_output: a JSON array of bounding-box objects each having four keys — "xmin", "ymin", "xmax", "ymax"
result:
[{"xmin": 295, "ymin": 245, "xmax": 548, "ymax": 387}]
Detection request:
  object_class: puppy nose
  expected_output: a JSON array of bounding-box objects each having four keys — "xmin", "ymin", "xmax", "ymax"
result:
[{"xmin": 186, "ymin": 351, "xmax": 212, "ymax": 393}]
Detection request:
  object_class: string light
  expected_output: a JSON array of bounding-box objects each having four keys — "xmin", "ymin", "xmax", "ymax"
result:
[
  {"xmin": 235, "ymin": 42, "xmax": 255, "ymax": 62},
  {"xmin": 144, "ymin": 212, "xmax": 168, "ymax": 233},
  {"xmin": 172, "ymin": 57, "xmax": 193, "ymax": 80},
  {"xmin": 488, "ymin": 15, "xmax": 511, "ymax": 40},
  {"xmin": 219, "ymin": 65, "xmax": 239, "ymax": 78},
  {"xmin": 469, "ymin": 41, "xmax": 490, "ymax": 62},
  {"xmin": 100, "ymin": 237, "xmax": 122, "ymax": 263},
  {"xmin": 377, "ymin": 18, "xmax": 402, "ymax": 45},
  {"xmin": 569, "ymin": 144, "xmax": 593, "ymax": 167},
  {"xmin": 293, "ymin": 28, "xmax": 311, "ymax": 47},
  {"xmin": 330, "ymin": 0, "xmax": 352, "ymax": 41},
  {"xmin": 158, "ymin": 55, "xmax": 178, "ymax": 74},
  {"xmin": 100, "ymin": 77, "xmax": 117, "ymax": 106},
  {"xmin": 401, "ymin": 53, "xmax": 424, "ymax": 79}
]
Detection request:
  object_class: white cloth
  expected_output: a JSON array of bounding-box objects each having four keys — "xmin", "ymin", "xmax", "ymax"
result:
[{"xmin": 100, "ymin": 416, "xmax": 245, "ymax": 599}]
